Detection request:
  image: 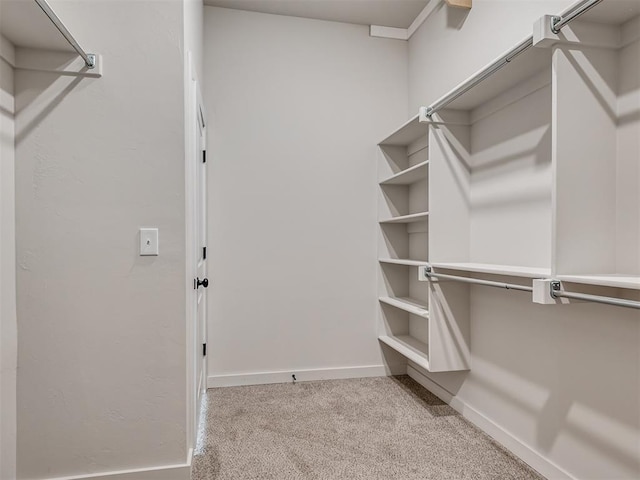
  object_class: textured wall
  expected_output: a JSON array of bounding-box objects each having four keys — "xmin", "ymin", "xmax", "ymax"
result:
[
  {"xmin": 14, "ymin": 1, "xmax": 188, "ymax": 478},
  {"xmin": 204, "ymin": 7, "xmax": 408, "ymax": 381}
]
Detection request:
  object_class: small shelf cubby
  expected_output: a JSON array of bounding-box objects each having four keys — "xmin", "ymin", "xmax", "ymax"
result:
[
  {"xmin": 428, "ymin": 44, "xmax": 553, "ymax": 278},
  {"xmin": 377, "ymin": 113, "xmax": 469, "ymax": 373},
  {"xmin": 552, "ymin": 3, "xmax": 640, "ymax": 291}
]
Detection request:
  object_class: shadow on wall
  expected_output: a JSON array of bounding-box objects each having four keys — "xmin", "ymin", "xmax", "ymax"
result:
[
  {"xmin": 15, "ymin": 58, "xmax": 84, "ymax": 145},
  {"xmin": 471, "ymin": 286, "xmax": 640, "ymax": 477}
]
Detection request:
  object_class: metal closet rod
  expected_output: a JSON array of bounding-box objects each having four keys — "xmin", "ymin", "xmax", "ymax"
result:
[
  {"xmin": 425, "ymin": 36, "xmax": 533, "ymax": 117},
  {"xmin": 551, "ymin": 0, "xmax": 604, "ymax": 33},
  {"xmin": 550, "ymin": 281, "xmax": 640, "ymax": 310},
  {"xmin": 34, "ymin": 0, "xmax": 95, "ymax": 68},
  {"xmin": 424, "ymin": 267, "xmax": 533, "ymax": 292},
  {"xmin": 425, "ymin": 267, "xmax": 640, "ymax": 310},
  {"xmin": 425, "ymin": 0, "xmax": 604, "ymax": 117}
]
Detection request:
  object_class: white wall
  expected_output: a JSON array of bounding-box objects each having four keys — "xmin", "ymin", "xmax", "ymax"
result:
[
  {"xmin": 14, "ymin": 1, "xmax": 189, "ymax": 478},
  {"xmin": 409, "ymin": 2, "xmax": 640, "ymax": 479},
  {"xmin": 184, "ymin": 0, "xmax": 204, "ymax": 84},
  {"xmin": 0, "ymin": 33, "xmax": 17, "ymax": 480},
  {"xmin": 204, "ymin": 7, "xmax": 408, "ymax": 383}
]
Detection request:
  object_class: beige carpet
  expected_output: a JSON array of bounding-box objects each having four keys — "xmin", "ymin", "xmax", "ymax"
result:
[{"xmin": 192, "ymin": 376, "xmax": 544, "ymax": 480}]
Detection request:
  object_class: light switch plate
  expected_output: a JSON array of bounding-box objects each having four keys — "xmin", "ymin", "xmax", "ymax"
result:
[{"xmin": 140, "ymin": 228, "xmax": 159, "ymax": 256}]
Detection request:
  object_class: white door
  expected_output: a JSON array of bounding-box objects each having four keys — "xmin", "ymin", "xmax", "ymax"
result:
[{"xmin": 194, "ymin": 105, "xmax": 207, "ymax": 404}]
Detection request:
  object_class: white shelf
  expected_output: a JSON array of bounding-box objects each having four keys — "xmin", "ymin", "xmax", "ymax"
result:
[
  {"xmin": 379, "ymin": 297, "xmax": 429, "ymax": 318},
  {"xmin": 577, "ymin": 0, "xmax": 640, "ymax": 25},
  {"xmin": 556, "ymin": 274, "xmax": 640, "ymax": 291},
  {"xmin": 378, "ymin": 335, "xmax": 430, "ymax": 371},
  {"xmin": 437, "ymin": 40, "xmax": 550, "ymax": 113},
  {"xmin": 379, "ymin": 212, "xmax": 429, "ymax": 224},
  {"xmin": 379, "ymin": 258, "xmax": 429, "ymax": 267},
  {"xmin": 430, "ymin": 262, "xmax": 550, "ymax": 279},
  {"xmin": 380, "ymin": 161, "xmax": 429, "ymax": 186},
  {"xmin": 0, "ymin": 1, "xmax": 76, "ymax": 52},
  {"xmin": 379, "ymin": 112, "xmax": 428, "ymax": 147}
]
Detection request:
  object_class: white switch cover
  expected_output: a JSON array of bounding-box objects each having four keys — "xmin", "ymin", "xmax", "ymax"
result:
[{"xmin": 140, "ymin": 228, "xmax": 159, "ymax": 256}]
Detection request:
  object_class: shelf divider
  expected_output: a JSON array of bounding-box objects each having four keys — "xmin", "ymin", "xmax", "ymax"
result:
[
  {"xmin": 378, "ymin": 335, "xmax": 430, "ymax": 371},
  {"xmin": 379, "ymin": 296, "xmax": 429, "ymax": 318},
  {"xmin": 380, "ymin": 160, "xmax": 429, "ymax": 186},
  {"xmin": 379, "ymin": 212, "xmax": 429, "ymax": 224}
]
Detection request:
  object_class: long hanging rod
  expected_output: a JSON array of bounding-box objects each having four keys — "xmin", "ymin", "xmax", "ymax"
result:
[
  {"xmin": 34, "ymin": 0, "xmax": 95, "ymax": 68},
  {"xmin": 550, "ymin": 281, "xmax": 640, "ymax": 310},
  {"xmin": 551, "ymin": 0, "xmax": 604, "ymax": 33},
  {"xmin": 425, "ymin": 36, "xmax": 533, "ymax": 117},
  {"xmin": 424, "ymin": 267, "xmax": 533, "ymax": 292},
  {"xmin": 425, "ymin": 0, "xmax": 605, "ymax": 118}
]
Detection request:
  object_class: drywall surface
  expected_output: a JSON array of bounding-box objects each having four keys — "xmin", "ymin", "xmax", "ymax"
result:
[
  {"xmin": 184, "ymin": 0, "xmax": 204, "ymax": 84},
  {"xmin": 0, "ymin": 34, "xmax": 16, "ymax": 480},
  {"xmin": 408, "ymin": 0, "xmax": 574, "ymax": 112},
  {"xmin": 14, "ymin": 1, "xmax": 188, "ymax": 478},
  {"xmin": 409, "ymin": 2, "xmax": 640, "ymax": 478},
  {"xmin": 204, "ymin": 7, "xmax": 407, "ymax": 380}
]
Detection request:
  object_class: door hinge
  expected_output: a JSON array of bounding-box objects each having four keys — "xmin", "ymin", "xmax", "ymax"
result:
[
  {"xmin": 202, "ymin": 150, "xmax": 206, "ymax": 163},
  {"xmin": 203, "ymin": 343, "xmax": 207, "ymax": 356},
  {"xmin": 193, "ymin": 278, "xmax": 197, "ymax": 290},
  {"xmin": 203, "ymin": 246, "xmax": 207, "ymax": 260}
]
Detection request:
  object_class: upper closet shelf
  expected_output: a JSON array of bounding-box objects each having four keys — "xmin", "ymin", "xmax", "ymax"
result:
[
  {"xmin": 1, "ymin": 0, "xmax": 74, "ymax": 52},
  {"xmin": 556, "ymin": 274, "xmax": 640, "ymax": 290},
  {"xmin": 380, "ymin": 161, "xmax": 429, "ymax": 185},
  {"xmin": 0, "ymin": 0, "xmax": 100, "ymax": 75},
  {"xmin": 429, "ymin": 262, "xmax": 551, "ymax": 279},
  {"xmin": 426, "ymin": 37, "xmax": 550, "ymax": 117},
  {"xmin": 378, "ymin": 109, "xmax": 429, "ymax": 147},
  {"xmin": 574, "ymin": 0, "xmax": 640, "ymax": 25}
]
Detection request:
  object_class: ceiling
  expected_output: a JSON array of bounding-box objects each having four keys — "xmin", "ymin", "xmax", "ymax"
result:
[{"xmin": 204, "ymin": 0, "xmax": 430, "ymax": 29}]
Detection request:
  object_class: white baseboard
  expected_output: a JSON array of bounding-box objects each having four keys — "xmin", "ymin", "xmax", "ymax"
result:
[
  {"xmin": 407, "ymin": 365, "xmax": 575, "ymax": 480},
  {"xmin": 208, "ymin": 364, "xmax": 407, "ymax": 388},
  {"xmin": 43, "ymin": 449, "xmax": 193, "ymax": 480}
]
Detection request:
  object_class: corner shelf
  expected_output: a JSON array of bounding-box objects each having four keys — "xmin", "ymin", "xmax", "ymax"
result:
[
  {"xmin": 379, "ymin": 296, "xmax": 429, "ymax": 318},
  {"xmin": 377, "ymin": 110, "xmax": 468, "ymax": 373},
  {"xmin": 379, "ymin": 212, "xmax": 429, "ymax": 224},
  {"xmin": 379, "ymin": 111, "xmax": 428, "ymax": 147},
  {"xmin": 378, "ymin": 335, "xmax": 430, "ymax": 371},
  {"xmin": 429, "ymin": 262, "xmax": 550, "ymax": 279},
  {"xmin": 379, "ymin": 258, "xmax": 428, "ymax": 267},
  {"xmin": 380, "ymin": 161, "xmax": 429, "ymax": 185}
]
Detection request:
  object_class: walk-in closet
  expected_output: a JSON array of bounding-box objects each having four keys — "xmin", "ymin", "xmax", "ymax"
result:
[{"xmin": 0, "ymin": 0, "xmax": 638, "ymax": 479}]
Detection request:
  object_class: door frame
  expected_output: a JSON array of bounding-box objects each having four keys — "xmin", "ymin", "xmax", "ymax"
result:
[{"xmin": 185, "ymin": 50, "xmax": 207, "ymax": 453}]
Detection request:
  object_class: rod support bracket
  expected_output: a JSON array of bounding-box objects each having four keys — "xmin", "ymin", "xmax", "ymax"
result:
[
  {"xmin": 550, "ymin": 280, "xmax": 562, "ymax": 297},
  {"xmin": 550, "ymin": 16, "xmax": 562, "ymax": 34},
  {"xmin": 533, "ymin": 279, "xmax": 563, "ymax": 304},
  {"xmin": 419, "ymin": 266, "xmax": 432, "ymax": 282},
  {"xmin": 86, "ymin": 53, "xmax": 96, "ymax": 69}
]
